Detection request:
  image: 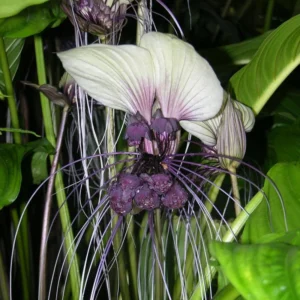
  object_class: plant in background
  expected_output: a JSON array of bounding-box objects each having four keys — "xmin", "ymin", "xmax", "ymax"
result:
[
  {"xmin": 61, "ymin": 0, "xmax": 131, "ymax": 36},
  {"xmin": 1, "ymin": 1, "xmax": 300, "ymax": 300}
]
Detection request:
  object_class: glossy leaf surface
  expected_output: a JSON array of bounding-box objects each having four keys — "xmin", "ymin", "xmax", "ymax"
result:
[
  {"xmin": 0, "ymin": 1, "xmax": 65, "ymax": 38},
  {"xmin": 210, "ymin": 242, "xmax": 300, "ymax": 300},
  {"xmin": 242, "ymin": 162, "xmax": 300, "ymax": 244},
  {"xmin": 230, "ymin": 15, "xmax": 300, "ymax": 114},
  {"xmin": 0, "ymin": 0, "xmax": 48, "ymax": 18}
]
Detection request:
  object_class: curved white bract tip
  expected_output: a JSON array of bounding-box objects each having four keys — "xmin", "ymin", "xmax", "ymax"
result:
[
  {"xmin": 233, "ymin": 101, "xmax": 255, "ymax": 132},
  {"xmin": 180, "ymin": 96, "xmax": 255, "ymax": 148}
]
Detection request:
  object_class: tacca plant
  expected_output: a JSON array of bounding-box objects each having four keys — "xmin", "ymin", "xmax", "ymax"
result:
[{"xmin": 0, "ymin": 1, "xmax": 300, "ymax": 300}]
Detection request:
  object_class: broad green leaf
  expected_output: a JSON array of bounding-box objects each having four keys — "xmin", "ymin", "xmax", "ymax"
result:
[
  {"xmin": 271, "ymin": 89, "xmax": 300, "ymax": 126},
  {"xmin": 257, "ymin": 229, "xmax": 300, "ymax": 246},
  {"xmin": 0, "ymin": 1, "xmax": 65, "ymax": 38},
  {"xmin": 0, "ymin": 0, "xmax": 48, "ymax": 18},
  {"xmin": 266, "ymin": 126, "xmax": 300, "ymax": 169},
  {"xmin": 0, "ymin": 144, "xmax": 26, "ymax": 209},
  {"xmin": 0, "ymin": 138, "xmax": 54, "ymax": 209},
  {"xmin": 210, "ymin": 242, "xmax": 300, "ymax": 300},
  {"xmin": 242, "ymin": 162, "xmax": 300, "ymax": 244},
  {"xmin": 230, "ymin": 15, "xmax": 300, "ymax": 114},
  {"xmin": 0, "ymin": 38, "xmax": 24, "ymax": 93}
]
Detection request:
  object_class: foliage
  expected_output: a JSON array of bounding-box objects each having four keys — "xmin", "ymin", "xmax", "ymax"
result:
[{"xmin": 0, "ymin": 1, "xmax": 300, "ymax": 300}]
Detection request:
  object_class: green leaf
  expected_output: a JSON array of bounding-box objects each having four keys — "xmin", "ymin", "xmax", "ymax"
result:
[
  {"xmin": 210, "ymin": 242, "xmax": 300, "ymax": 300},
  {"xmin": 242, "ymin": 162, "xmax": 300, "ymax": 244},
  {"xmin": 31, "ymin": 151, "xmax": 49, "ymax": 184},
  {"xmin": 0, "ymin": 1, "xmax": 65, "ymax": 38},
  {"xmin": 258, "ymin": 229, "xmax": 300, "ymax": 246},
  {"xmin": 0, "ymin": 38, "xmax": 24, "ymax": 93},
  {"xmin": 213, "ymin": 283, "xmax": 240, "ymax": 300},
  {"xmin": 271, "ymin": 90, "xmax": 300, "ymax": 127},
  {"xmin": 266, "ymin": 126, "xmax": 300, "ymax": 169},
  {"xmin": 0, "ymin": 138, "xmax": 54, "ymax": 209},
  {"xmin": 0, "ymin": 127, "xmax": 41, "ymax": 137},
  {"xmin": 0, "ymin": 144, "xmax": 26, "ymax": 209},
  {"xmin": 230, "ymin": 15, "xmax": 300, "ymax": 114},
  {"xmin": 138, "ymin": 232, "xmax": 153, "ymax": 299},
  {"xmin": 0, "ymin": 0, "xmax": 48, "ymax": 18}
]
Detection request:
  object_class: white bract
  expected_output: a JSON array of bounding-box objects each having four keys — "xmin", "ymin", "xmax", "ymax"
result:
[
  {"xmin": 58, "ymin": 32, "xmax": 223, "ymax": 129},
  {"xmin": 180, "ymin": 92, "xmax": 255, "ymax": 146}
]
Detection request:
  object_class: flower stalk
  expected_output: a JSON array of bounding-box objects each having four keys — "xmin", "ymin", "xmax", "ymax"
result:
[
  {"xmin": 38, "ymin": 104, "xmax": 70, "ymax": 300},
  {"xmin": 154, "ymin": 210, "xmax": 163, "ymax": 300},
  {"xmin": 229, "ymin": 167, "xmax": 242, "ymax": 216},
  {"xmin": 34, "ymin": 34, "xmax": 80, "ymax": 299}
]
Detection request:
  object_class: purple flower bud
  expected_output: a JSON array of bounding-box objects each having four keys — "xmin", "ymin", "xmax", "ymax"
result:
[
  {"xmin": 61, "ymin": 0, "xmax": 128, "ymax": 35},
  {"xmin": 162, "ymin": 182, "xmax": 188, "ymax": 209},
  {"xmin": 151, "ymin": 109, "xmax": 180, "ymax": 137},
  {"xmin": 118, "ymin": 173, "xmax": 141, "ymax": 190},
  {"xmin": 140, "ymin": 173, "xmax": 173, "ymax": 194},
  {"xmin": 109, "ymin": 183, "xmax": 133, "ymax": 216},
  {"xmin": 125, "ymin": 112, "xmax": 151, "ymax": 146},
  {"xmin": 134, "ymin": 184, "xmax": 160, "ymax": 210}
]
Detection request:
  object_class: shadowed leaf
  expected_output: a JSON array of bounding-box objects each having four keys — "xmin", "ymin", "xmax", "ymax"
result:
[{"xmin": 0, "ymin": 138, "xmax": 54, "ymax": 209}]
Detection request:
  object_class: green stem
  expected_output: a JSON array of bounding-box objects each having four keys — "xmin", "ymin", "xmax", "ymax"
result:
[
  {"xmin": 113, "ymin": 224, "xmax": 131, "ymax": 300},
  {"xmin": 34, "ymin": 34, "xmax": 80, "ymax": 299},
  {"xmin": 0, "ymin": 37, "xmax": 21, "ymax": 144},
  {"xmin": 201, "ymin": 173, "xmax": 226, "ymax": 230},
  {"xmin": 263, "ymin": 0, "xmax": 275, "ymax": 33},
  {"xmin": 105, "ymin": 106, "xmax": 131, "ymax": 299},
  {"xmin": 222, "ymin": 191, "xmax": 263, "ymax": 242},
  {"xmin": 229, "ymin": 167, "xmax": 241, "ymax": 216},
  {"xmin": 173, "ymin": 174, "xmax": 225, "ymax": 299},
  {"xmin": 154, "ymin": 210, "xmax": 163, "ymax": 300},
  {"xmin": 20, "ymin": 202, "xmax": 30, "ymax": 286},
  {"xmin": 10, "ymin": 210, "xmax": 30, "ymax": 300},
  {"xmin": 126, "ymin": 215, "xmax": 138, "ymax": 300},
  {"xmin": 34, "ymin": 35, "xmax": 56, "ymax": 146},
  {"xmin": 168, "ymin": 0, "xmax": 182, "ymax": 33},
  {"xmin": 190, "ymin": 191, "xmax": 264, "ymax": 300},
  {"xmin": 0, "ymin": 249, "xmax": 9, "ymax": 300},
  {"xmin": 38, "ymin": 105, "xmax": 70, "ymax": 300}
]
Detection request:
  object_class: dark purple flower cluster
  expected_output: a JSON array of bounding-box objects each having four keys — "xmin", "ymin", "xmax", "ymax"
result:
[
  {"xmin": 109, "ymin": 172, "xmax": 188, "ymax": 215},
  {"xmin": 61, "ymin": 0, "xmax": 127, "ymax": 35}
]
